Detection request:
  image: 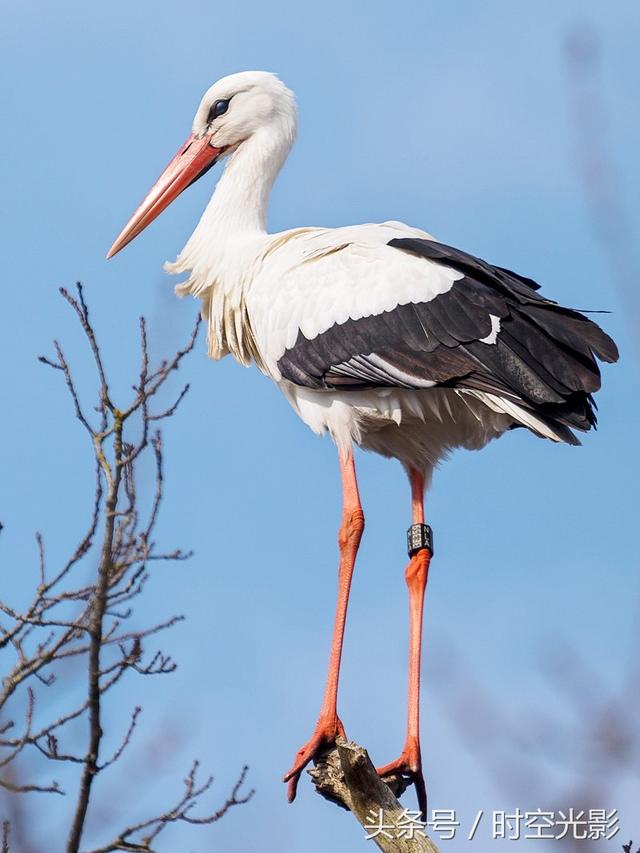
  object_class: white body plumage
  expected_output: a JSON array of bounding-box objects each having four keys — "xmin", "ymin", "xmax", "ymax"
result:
[{"xmin": 170, "ymin": 217, "xmax": 514, "ymax": 473}]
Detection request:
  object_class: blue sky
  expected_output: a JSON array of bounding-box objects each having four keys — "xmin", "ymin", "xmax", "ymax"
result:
[{"xmin": 2, "ymin": 1, "xmax": 639, "ymax": 850}]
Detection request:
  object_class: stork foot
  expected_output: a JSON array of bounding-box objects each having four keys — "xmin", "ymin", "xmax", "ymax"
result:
[
  {"xmin": 377, "ymin": 738, "xmax": 427, "ymax": 821},
  {"xmin": 283, "ymin": 714, "xmax": 346, "ymax": 802}
]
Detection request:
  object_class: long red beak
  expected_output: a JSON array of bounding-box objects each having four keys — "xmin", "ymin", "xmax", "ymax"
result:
[{"xmin": 106, "ymin": 134, "xmax": 223, "ymax": 259}]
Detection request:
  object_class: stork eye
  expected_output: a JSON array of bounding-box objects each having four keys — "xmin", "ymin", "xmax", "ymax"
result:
[{"xmin": 208, "ymin": 99, "xmax": 230, "ymax": 123}]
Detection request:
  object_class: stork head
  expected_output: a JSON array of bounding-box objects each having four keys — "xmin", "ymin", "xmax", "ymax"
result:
[{"xmin": 106, "ymin": 71, "xmax": 296, "ymax": 258}]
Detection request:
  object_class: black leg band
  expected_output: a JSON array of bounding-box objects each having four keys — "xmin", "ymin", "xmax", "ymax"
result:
[{"xmin": 407, "ymin": 523, "xmax": 434, "ymax": 558}]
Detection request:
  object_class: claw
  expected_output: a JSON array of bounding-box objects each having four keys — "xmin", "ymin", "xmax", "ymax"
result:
[
  {"xmin": 283, "ymin": 715, "xmax": 345, "ymax": 802},
  {"xmin": 377, "ymin": 741, "xmax": 427, "ymax": 821}
]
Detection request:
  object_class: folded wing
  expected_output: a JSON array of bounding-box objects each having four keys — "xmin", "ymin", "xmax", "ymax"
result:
[{"xmin": 275, "ymin": 236, "xmax": 618, "ymax": 442}]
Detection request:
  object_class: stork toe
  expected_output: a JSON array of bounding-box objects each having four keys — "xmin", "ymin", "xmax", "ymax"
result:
[
  {"xmin": 283, "ymin": 715, "xmax": 346, "ymax": 802},
  {"xmin": 377, "ymin": 741, "xmax": 428, "ymax": 821}
]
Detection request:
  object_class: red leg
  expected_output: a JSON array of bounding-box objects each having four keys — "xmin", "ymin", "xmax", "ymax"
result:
[
  {"xmin": 377, "ymin": 467, "xmax": 431, "ymax": 820},
  {"xmin": 283, "ymin": 446, "xmax": 364, "ymax": 802}
]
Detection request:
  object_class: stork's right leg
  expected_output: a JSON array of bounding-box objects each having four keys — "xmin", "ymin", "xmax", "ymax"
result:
[{"xmin": 283, "ymin": 447, "xmax": 364, "ymax": 803}]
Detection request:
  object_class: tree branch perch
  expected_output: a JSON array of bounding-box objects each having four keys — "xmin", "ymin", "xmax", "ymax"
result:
[{"xmin": 309, "ymin": 739, "xmax": 440, "ymax": 853}]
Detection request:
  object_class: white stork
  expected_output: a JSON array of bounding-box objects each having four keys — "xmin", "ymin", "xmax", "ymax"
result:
[{"xmin": 107, "ymin": 71, "xmax": 618, "ymax": 816}]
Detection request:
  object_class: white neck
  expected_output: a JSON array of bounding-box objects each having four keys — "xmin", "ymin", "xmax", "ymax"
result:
[
  {"xmin": 166, "ymin": 121, "xmax": 294, "ymax": 366},
  {"xmin": 193, "ymin": 125, "xmax": 291, "ymax": 241}
]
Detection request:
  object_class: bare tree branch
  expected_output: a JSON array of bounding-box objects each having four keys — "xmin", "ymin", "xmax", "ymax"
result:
[
  {"xmin": 310, "ymin": 739, "xmax": 440, "ymax": 853},
  {"xmin": 0, "ymin": 285, "xmax": 250, "ymax": 852},
  {"xmin": 85, "ymin": 763, "xmax": 254, "ymax": 853}
]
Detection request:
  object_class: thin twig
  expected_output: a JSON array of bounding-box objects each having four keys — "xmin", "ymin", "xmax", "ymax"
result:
[{"xmin": 0, "ymin": 290, "xmax": 244, "ymax": 852}]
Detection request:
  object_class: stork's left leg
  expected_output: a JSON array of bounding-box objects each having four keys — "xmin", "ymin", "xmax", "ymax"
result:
[
  {"xmin": 377, "ymin": 467, "xmax": 432, "ymax": 820},
  {"xmin": 283, "ymin": 447, "xmax": 364, "ymax": 803}
]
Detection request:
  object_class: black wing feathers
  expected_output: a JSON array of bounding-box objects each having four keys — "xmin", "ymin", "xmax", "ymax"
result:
[
  {"xmin": 522, "ymin": 303, "xmax": 618, "ymax": 364},
  {"xmin": 277, "ymin": 237, "xmax": 618, "ymax": 438},
  {"xmin": 389, "ymin": 237, "xmax": 543, "ymax": 296}
]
